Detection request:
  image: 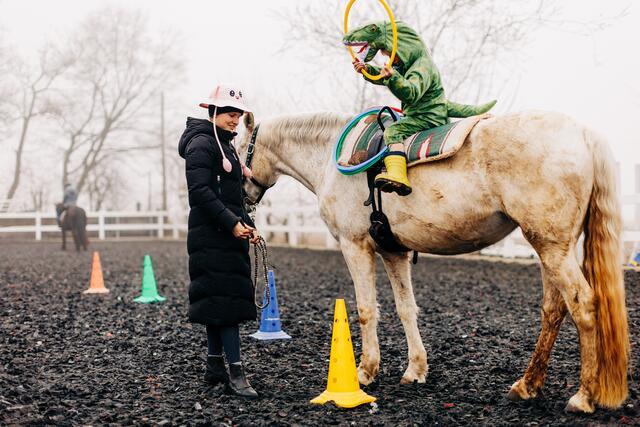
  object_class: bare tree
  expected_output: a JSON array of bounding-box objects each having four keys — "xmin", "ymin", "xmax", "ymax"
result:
[
  {"xmin": 0, "ymin": 32, "xmax": 13, "ymax": 128},
  {"xmin": 268, "ymin": 0, "xmax": 576, "ymax": 227},
  {"xmin": 25, "ymin": 168, "xmax": 46, "ymax": 212},
  {"xmin": 55, "ymin": 7, "xmax": 184, "ymax": 196},
  {"xmin": 3, "ymin": 45, "xmax": 72, "ymax": 202},
  {"xmin": 85, "ymin": 163, "xmax": 123, "ymax": 211},
  {"xmin": 166, "ymin": 124, "xmax": 190, "ymax": 210},
  {"xmin": 275, "ymin": 0, "xmax": 605, "ymax": 111}
]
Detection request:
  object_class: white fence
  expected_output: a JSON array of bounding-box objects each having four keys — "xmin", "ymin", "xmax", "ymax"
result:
[
  {"xmin": 0, "ymin": 196, "xmax": 638, "ymax": 259},
  {"xmin": 0, "ymin": 211, "xmax": 180, "ymax": 240},
  {"xmin": 0, "ymin": 207, "xmax": 338, "ymax": 247},
  {"xmin": 1, "ymin": 188, "xmax": 639, "ymax": 260}
]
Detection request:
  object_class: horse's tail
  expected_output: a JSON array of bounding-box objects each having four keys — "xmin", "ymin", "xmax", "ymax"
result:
[{"xmin": 583, "ymin": 129, "xmax": 629, "ymax": 408}]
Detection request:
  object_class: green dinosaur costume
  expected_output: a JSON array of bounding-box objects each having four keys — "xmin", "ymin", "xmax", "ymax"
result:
[
  {"xmin": 343, "ymin": 21, "xmax": 496, "ymax": 196},
  {"xmin": 343, "ymin": 20, "xmax": 496, "ymax": 145}
]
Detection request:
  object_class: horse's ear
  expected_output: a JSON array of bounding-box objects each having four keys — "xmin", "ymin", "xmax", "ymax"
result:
[{"xmin": 244, "ymin": 112, "xmax": 255, "ymax": 133}]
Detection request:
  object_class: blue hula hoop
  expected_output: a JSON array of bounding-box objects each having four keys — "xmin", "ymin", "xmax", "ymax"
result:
[{"xmin": 334, "ymin": 106, "xmax": 401, "ymax": 175}]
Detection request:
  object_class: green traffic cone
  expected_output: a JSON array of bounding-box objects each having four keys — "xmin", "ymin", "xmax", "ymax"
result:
[{"xmin": 134, "ymin": 255, "xmax": 166, "ymax": 303}]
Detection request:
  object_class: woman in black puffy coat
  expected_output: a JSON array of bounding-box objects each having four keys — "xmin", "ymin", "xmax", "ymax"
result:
[{"xmin": 178, "ymin": 85, "xmax": 260, "ymax": 398}]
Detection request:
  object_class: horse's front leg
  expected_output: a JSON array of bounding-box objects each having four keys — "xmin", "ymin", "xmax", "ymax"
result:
[
  {"xmin": 61, "ymin": 229, "xmax": 66, "ymax": 251},
  {"xmin": 339, "ymin": 238, "xmax": 379, "ymax": 385},
  {"xmin": 380, "ymin": 250, "xmax": 428, "ymax": 384}
]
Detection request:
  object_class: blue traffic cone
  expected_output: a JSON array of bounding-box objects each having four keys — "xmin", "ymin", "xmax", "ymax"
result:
[
  {"xmin": 250, "ymin": 270, "xmax": 291, "ymax": 340},
  {"xmin": 630, "ymin": 249, "xmax": 640, "ymax": 267}
]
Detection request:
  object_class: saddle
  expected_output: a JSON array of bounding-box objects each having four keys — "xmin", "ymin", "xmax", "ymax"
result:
[
  {"xmin": 335, "ymin": 108, "xmax": 490, "ymax": 174},
  {"xmin": 334, "ymin": 107, "xmax": 489, "ymax": 255}
]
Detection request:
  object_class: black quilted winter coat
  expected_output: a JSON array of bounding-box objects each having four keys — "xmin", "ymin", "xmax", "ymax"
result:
[{"xmin": 178, "ymin": 117, "xmax": 256, "ymax": 326}]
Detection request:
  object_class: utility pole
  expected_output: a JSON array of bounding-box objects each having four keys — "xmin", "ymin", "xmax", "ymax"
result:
[
  {"xmin": 147, "ymin": 171, "xmax": 152, "ymax": 211},
  {"xmin": 161, "ymin": 92, "xmax": 167, "ymax": 211}
]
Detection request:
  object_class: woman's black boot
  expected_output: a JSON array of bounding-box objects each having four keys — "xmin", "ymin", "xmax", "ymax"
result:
[
  {"xmin": 225, "ymin": 363, "xmax": 258, "ymax": 398},
  {"xmin": 204, "ymin": 356, "xmax": 228, "ymax": 385}
]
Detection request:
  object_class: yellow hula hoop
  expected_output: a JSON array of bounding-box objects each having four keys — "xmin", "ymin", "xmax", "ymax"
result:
[{"xmin": 344, "ymin": 0, "xmax": 398, "ymax": 81}]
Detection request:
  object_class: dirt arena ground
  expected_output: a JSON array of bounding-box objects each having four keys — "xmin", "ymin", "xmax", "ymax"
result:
[{"xmin": 0, "ymin": 241, "xmax": 638, "ymax": 426}]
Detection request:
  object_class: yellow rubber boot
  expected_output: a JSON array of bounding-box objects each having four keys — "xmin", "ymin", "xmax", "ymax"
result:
[{"xmin": 375, "ymin": 152, "xmax": 412, "ymax": 196}]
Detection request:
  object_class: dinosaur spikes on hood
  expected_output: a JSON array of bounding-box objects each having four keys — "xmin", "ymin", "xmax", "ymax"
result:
[{"xmin": 343, "ymin": 20, "xmax": 427, "ymax": 68}]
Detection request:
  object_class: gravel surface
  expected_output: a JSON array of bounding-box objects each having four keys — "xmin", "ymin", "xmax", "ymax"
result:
[{"xmin": 0, "ymin": 241, "xmax": 638, "ymax": 426}]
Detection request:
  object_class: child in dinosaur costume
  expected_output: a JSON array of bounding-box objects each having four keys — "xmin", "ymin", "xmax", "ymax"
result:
[{"xmin": 343, "ymin": 21, "xmax": 496, "ymax": 196}]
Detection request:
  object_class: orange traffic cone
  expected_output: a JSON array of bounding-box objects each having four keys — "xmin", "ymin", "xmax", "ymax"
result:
[
  {"xmin": 310, "ymin": 299, "xmax": 376, "ymax": 408},
  {"xmin": 83, "ymin": 251, "xmax": 109, "ymax": 294}
]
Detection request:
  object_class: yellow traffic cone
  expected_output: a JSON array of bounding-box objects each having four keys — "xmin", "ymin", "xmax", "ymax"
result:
[
  {"xmin": 310, "ymin": 299, "xmax": 376, "ymax": 408},
  {"xmin": 83, "ymin": 251, "xmax": 109, "ymax": 294}
]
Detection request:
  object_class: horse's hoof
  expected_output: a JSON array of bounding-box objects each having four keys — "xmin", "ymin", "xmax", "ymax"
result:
[
  {"xmin": 400, "ymin": 366, "xmax": 427, "ymax": 384},
  {"xmin": 565, "ymin": 392, "xmax": 595, "ymax": 413},
  {"xmin": 507, "ymin": 380, "xmax": 533, "ymax": 401},
  {"xmin": 357, "ymin": 365, "xmax": 376, "ymax": 386},
  {"xmin": 400, "ymin": 374, "xmax": 426, "ymax": 385},
  {"xmin": 506, "ymin": 388, "xmax": 524, "ymax": 401}
]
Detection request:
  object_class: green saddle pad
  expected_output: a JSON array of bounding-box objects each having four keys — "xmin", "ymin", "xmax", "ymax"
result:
[{"xmin": 335, "ymin": 110, "xmax": 489, "ymax": 172}]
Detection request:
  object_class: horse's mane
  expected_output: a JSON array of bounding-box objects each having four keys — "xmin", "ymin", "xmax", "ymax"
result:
[{"xmin": 263, "ymin": 112, "xmax": 351, "ymax": 147}]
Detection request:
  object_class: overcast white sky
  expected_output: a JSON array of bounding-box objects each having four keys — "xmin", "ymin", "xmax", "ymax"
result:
[{"xmin": 1, "ymin": 0, "xmax": 639, "ymax": 199}]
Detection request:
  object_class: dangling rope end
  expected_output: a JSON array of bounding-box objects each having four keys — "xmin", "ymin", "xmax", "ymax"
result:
[{"xmin": 253, "ymin": 236, "xmax": 271, "ymax": 309}]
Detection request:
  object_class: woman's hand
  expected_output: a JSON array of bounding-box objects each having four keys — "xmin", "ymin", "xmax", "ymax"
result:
[
  {"xmin": 232, "ymin": 222, "xmax": 254, "ymax": 240},
  {"xmin": 352, "ymin": 59, "xmax": 366, "ymax": 74},
  {"xmin": 249, "ymin": 230, "xmax": 261, "ymax": 244}
]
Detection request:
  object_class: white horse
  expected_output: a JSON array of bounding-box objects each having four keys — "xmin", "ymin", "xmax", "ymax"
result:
[{"xmin": 238, "ymin": 110, "xmax": 629, "ymax": 413}]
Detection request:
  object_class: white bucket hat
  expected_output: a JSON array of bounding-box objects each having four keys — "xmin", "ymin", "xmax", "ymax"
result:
[
  {"xmin": 200, "ymin": 84, "xmax": 253, "ymax": 177},
  {"xmin": 199, "ymin": 84, "xmax": 251, "ymax": 112}
]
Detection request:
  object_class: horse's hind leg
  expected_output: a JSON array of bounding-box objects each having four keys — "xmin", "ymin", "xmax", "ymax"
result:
[
  {"xmin": 380, "ymin": 250, "xmax": 427, "ymax": 383},
  {"xmin": 553, "ymin": 254, "xmax": 599, "ymax": 413},
  {"xmin": 340, "ymin": 238, "xmax": 380, "ymax": 385},
  {"xmin": 73, "ymin": 231, "xmax": 81, "ymax": 251},
  {"xmin": 508, "ymin": 268, "xmax": 567, "ymax": 400},
  {"xmin": 61, "ymin": 230, "xmax": 67, "ymax": 250},
  {"xmin": 510, "ymin": 247, "xmax": 598, "ymax": 413}
]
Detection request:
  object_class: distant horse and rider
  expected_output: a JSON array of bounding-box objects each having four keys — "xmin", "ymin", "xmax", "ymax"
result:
[{"xmin": 55, "ymin": 183, "xmax": 88, "ymax": 251}]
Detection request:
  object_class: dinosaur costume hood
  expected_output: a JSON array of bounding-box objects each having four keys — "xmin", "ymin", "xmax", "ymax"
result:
[
  {"xmin": 343, "ymin": 20, "xmax": 426, "ymax": 69},
  {"xmin": 343, "ymin": 21, "xmax": 497, "ymax": 118}
]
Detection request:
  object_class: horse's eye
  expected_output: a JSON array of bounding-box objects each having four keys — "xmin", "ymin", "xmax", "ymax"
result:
[{"xmin": 369, "ymin": 25, "xmax": 378, "ymax": 33}]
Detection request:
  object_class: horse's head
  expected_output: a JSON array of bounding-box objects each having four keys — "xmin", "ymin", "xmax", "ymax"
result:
[
  {"xmin": 238, "ymin": 112, "xmax": 279, "ymax": 206},
  {"xmin": 238, "ymin": 111, "xmax": 352, "ymax": 205}
]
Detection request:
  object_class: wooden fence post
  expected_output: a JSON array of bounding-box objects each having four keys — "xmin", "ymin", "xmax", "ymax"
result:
[
  {"xmin": 158, "ymin": 212, "xmax": 164, "ymax": 238},
  {"xmin": 288, "ymin": 211, "xmax": 298, "ymax": 246},
  {"xmin": 35, "ymin": 212, "xmax": 42, "ymax": 241},
  {"xmin": 98, "ymin": 211, "xmax": 105, "ymax": 240}
]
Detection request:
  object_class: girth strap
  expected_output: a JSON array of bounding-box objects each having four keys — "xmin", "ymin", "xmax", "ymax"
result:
[{"xmin": 365, "ymin": 165, "xmax": 418, "ymax": 263}]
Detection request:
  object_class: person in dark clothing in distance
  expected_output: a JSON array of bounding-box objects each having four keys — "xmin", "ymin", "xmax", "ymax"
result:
[
  {"xmin": 178, "ymin": 84, "xmax": 260, "ymax": 398},
  {"xmin": 56, "ymin": 183, "xmax": 78, "ymax": 227}
]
